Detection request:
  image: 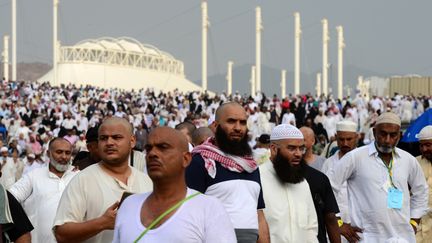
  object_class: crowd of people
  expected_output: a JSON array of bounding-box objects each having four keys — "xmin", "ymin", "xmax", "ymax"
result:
[{"xmin": 0, "ymin": 79, "xmax": 431, "ymax": 243}]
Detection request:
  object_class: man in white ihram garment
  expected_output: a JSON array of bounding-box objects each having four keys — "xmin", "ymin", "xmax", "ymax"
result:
[
  {"xmin": 260, "ymin": 124, "xmax": 318, "ymax": 243},
  {"xmin": 329, "ymin": 112, "xmax": 428, "ymax": 243},
  {"xmin": 113, "ymin": 127, "xmax": 236, "ymax": 243},
  {"xmin": 9, "ymin": 138, "xmax": 78, "ymax": 243}
]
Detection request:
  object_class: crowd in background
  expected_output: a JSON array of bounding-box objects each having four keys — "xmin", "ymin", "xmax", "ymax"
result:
[
  {"xmin": 0, "ymin": 80, "xmax": 430, "ymax": 171},
  {"xmin": 0, "ymin": 80, "xmax": 431, "ymax": 243}
]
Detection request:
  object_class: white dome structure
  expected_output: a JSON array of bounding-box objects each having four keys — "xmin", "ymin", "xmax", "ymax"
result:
[{"xmin": 38, "ymin": 37, "xmax": 203, "ymax": 92}]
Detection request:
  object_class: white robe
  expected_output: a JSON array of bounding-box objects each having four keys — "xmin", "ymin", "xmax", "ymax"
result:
[
  {"xmin": 260, "ymin": 162, "xmax": 318, "ymax": 243},
  {"xmin": 322, "ymin": 153, "xmax": 350, "ymax": 223},
  {"xmin": 329, "ymin": 143, "xmax": 429, "ymax": 243},
  {"xmin": 10, "ymin": 167, "xmax": 78, "ymax": 243}
]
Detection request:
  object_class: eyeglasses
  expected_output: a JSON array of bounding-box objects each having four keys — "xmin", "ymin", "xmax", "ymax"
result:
[{"xmin": 275, "ymin": 144, "xmax": 307, "ymax": 154}]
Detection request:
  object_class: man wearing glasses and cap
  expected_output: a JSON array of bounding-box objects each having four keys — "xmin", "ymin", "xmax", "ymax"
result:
[
  {"xmin": 329, "ymin": 112, "xmax": 428, "ymax": 242},
  {"xmin": 415, "ymin": 125, "xmax": 432, "ymax": 243},
  {"xmin": 260, "ymin": 124, "xmax": 319, "ymax": 242}
]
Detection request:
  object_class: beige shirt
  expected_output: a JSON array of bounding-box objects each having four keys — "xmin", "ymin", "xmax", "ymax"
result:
[
  {"xmin": 416, "ymin": 156, "xmax": 432, "ymax": 210},
  {"xmin": 416, "ymin": 155, "xmax": 432, "ymax": 242},
  {"xmin": 53, "ymin": 163, "xmax": 153, "ymax": 243}
]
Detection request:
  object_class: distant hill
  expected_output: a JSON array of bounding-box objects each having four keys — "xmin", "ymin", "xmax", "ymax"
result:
[
  {"xmin": 194, "ymin": 64, "xmax": 387, "ymax": 97},
  {"xmin": 0, "ymin": 62, "xmax": 51, "ymax": 82}
]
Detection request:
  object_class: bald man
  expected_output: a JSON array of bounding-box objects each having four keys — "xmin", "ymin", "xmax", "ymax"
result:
[
  {"xmin": 299, "ymin": 127, "xmax": 341, "ymax": 243},
  {"xmin": 186, "ymin": 102, "xmax": 270, "ymax": 243},
  {"xmin": 300, "ymin": 127, "xmax": 326, "ymax": 171},
  {"xmin": 54, "ymin": 117, "xmax": 153, "ymax": 243},
  {"xmin": 192, "ymin": 127, "xmax": 214, "ymax": 146},
  {"xmin": 329, "ymin": 112, "xmax": 428, "ymax": 242},
  {"xmin": 113, "ymin": 127, "xmax": 236, "ymax": 242}
]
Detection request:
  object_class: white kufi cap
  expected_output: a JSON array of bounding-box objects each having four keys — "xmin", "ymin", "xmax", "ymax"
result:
[
  {"xmin": 375, "ymin": 112, "xmax": 401, "ymax": 127},
  {"xmin": 336, "ymin": 120, "xmax": 357, "ymax": 132},
  {"xmin": 270, "ymin": 124, "xmax": 304, "ymax": 141},
  {"xmin": 418, "ymin": 125, "xmax": 432, "ymax": 141}
]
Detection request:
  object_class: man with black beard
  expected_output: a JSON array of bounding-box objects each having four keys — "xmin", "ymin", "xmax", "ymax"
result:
[
  {"xmin": 260, "ymin": 124, "xmax": 319, "ymax": 243},
  {"xmin": 186, "ymin": 102, "xmax": 270, "ymax": 243}
]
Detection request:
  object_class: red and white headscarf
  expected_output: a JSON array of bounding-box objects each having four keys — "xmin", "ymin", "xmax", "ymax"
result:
[{"xmin": 192, "ymin": 137, "xmax": 257, "ymax": 178}]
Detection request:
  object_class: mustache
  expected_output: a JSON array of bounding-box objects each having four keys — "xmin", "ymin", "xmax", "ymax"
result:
[{"xmin": 376, "ymin": 144, "xmax": 393, "ymax": 153}]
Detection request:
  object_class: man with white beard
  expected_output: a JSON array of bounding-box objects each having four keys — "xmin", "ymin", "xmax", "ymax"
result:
[
  {"xmin": 329, "ymin": 112, "xmax": 428, "ymax": 242},
  {"xmin": 10, "ymin": 138, "xmax": 78, "ymax": 243}
]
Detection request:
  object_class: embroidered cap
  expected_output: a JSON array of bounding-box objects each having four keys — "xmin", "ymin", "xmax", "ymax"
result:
[
  {"xmin": 336, "ymin": 120, "xmax": 357, "ymax": 132},
  {"xmin": 418, "ymin": 125, "xmax": 432, "ymax": 141},
  {"xmin": 270, "ymin": 124, "xmax": 304, "ymax": 141}
]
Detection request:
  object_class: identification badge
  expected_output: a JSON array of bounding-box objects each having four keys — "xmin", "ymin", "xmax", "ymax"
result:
[{"xmin": 387, "ymin": 188, "xmax": 403, "ymax": 209}]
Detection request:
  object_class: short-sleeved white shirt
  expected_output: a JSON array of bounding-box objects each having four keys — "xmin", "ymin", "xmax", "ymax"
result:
[
  {"xmin": 113, "ymin": 188, "xmax": 236, "ymax": 243},
  {"xmin": 53, "ymin": 163, "xmax": 153, "ymax": 243}
]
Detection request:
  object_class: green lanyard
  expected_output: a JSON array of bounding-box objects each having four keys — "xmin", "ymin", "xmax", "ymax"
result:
[
  {"xmin": 380, "ymin": 154, "xmax": 396, "ymax": 189},
  {"xmin": 133, "ymin": 192, "xmax": 200, "ymax": 243}
]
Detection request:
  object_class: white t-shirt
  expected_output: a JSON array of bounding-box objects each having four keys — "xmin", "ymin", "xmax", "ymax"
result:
[
  {"xmin": 53, "ymin": 163, "xmax": 153, "ymax": 243},
  {"xmin": 113, "ymin": 188, "xmax": 236, "ymax": 243}
]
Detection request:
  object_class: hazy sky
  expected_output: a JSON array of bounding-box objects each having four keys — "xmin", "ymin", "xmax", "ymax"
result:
[{"xmin": 0, "ymin": 0, "xmax": 431, "ymax": 82}]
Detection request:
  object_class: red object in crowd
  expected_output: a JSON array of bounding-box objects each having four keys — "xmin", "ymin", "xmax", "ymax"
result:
[{"xmin": 281, "ymin": 100, "xmax": 290, "ymax": 110}]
